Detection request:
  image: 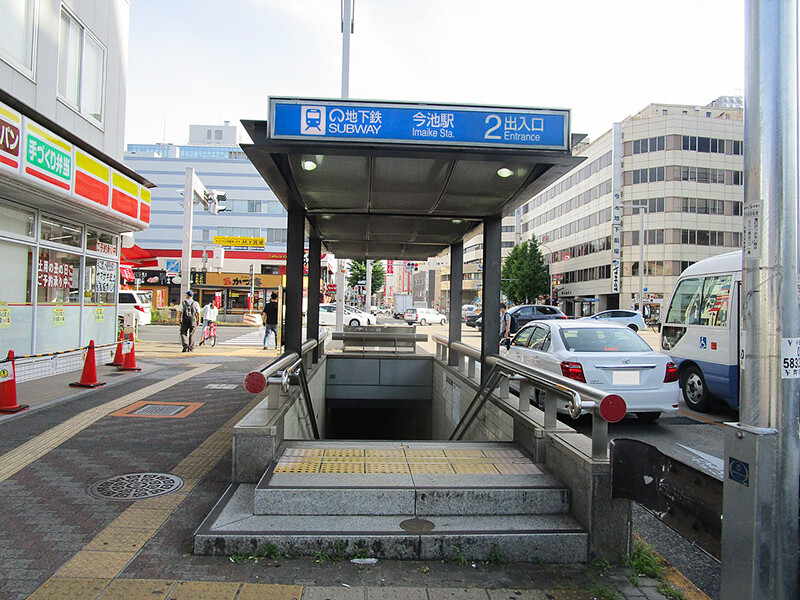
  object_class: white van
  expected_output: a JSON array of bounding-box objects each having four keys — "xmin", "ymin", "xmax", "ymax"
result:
[
  {"xmin": 118, "ymin": 290, "xmax": 153, "ymax": 326},
  {"xmin": 660, "ymin": 251, "xmax": 741, "ymax": 412}
]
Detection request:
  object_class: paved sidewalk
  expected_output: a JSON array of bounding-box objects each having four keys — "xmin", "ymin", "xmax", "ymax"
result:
[{"xmin": 0, "ymin": 352, "xmax": 705, "ymax": 600}]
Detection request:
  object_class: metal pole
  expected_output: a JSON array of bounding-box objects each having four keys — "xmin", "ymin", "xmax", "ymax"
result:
[
  {"xmin": 180, "ymin": 168, "xmax": 195, "ymax": 299},
  {"xmin": 365, "ymin": 259, "xmax": 372, "ymax": 314},
  {"xmin": 307, "ymin": 236, "xmax": 322, "ymax": 362},
  {"xmin": 448, "ymin": 241, "xmax": 463, "ymax": 366},
  {"xmin": 639, "ymin": 205, "xmax": 645, "ymax": 316},
  {"xmin": 481, "ymin": 215, "xmax": 502, "ymax": 383},
  {"xmin": 249, "ymin": 264, "xmax": 255, "ymax": 312},
  {"xmin": 335, "ymin": 260, "xmax": 345, "ymax": 331},
  {"xmin": 284, "ymin": 210, "xmax": 305, "ymax": 355},
  {"xmin": 720, "ymin": 1, "xmax": 799, "ymax": 599},
  {"xmin": 341, "ymin": 0, "xmax": 352, "ymax": 99}
]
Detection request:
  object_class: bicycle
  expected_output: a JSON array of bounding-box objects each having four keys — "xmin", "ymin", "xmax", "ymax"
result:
[
  {"xmin": 198, "ymin": 321, "xmax": 217, "ymax": 347},
  {"xmin": 646, "ymin": 318, "xmax": 661, "ymax": 334}
]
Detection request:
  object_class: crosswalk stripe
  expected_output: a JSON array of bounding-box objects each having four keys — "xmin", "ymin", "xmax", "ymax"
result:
[{"xmin": 218, "ymin": 331, "xmax": 268, "ymax": 346}]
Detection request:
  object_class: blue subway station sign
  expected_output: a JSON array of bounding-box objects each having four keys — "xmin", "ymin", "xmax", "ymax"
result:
[{"xmin": 269, "ymin": 98, "xmax": 570, "ymax": 151}]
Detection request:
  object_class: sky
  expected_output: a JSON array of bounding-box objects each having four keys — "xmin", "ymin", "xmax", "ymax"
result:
[{"xmin": 124, "ymin": 0, "xmax": 745, "ymax": 147}]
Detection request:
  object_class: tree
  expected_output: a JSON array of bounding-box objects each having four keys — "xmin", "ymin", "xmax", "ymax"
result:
[
  {"xmin": 347, "ymin": 260, "xmax": 386, "ymax": 295},
  {"xmin": 500, "ymin": 239, "xmax": 549, "ymax": 304}
]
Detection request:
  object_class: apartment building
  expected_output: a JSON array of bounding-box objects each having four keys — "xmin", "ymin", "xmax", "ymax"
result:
[
  {"xmin": 520, "ymin": 97, "xmax": 744, "ymax": 318},
  {"xmin": 0, "ymin": 0, "xmax": 151, "ymax": 377}
]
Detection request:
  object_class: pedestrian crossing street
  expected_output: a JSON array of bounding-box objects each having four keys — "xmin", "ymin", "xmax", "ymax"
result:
[{"xmin": 217, "ymin": 330, "xmax": 271, "ymax": 347}]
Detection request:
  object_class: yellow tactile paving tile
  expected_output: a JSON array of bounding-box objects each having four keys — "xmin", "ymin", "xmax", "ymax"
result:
[
  {"xmin": 274, "ymin": 461, "xmax": 321, "ymax": 474},
  {"xmin": 404, "ymin": 448, "xmax": 446, "ymax": 458},
  {"xmin": 323, "ymin": 448, "xmax": 365, "ymax": 457},
  {"xmin": 85, "ymin": 528, "xmax": 154, "ymax": 553},
  {"xmin": 443, "ymin": 449, "xmax": 487, "ymax": 458},
  {"xmin": 98, "ymin": 578, "xmax": 176, "ymax": 599},
  {"xmin": 452, "ymin": 462, "xmax": 501, "ymax": 475},
  {"xmin": 133, "ymin": 492, "xmax": 190, "ymax": 511},
  {"xmin": 237, "ymin": 583, "xmax": 304, "ymax": 600},
  {"xmin": 365, "ymin": 462, "xmax": 411, "ymax": 474},
  {"xmin": 111, "ymin": 508, "xmax": 173, "ymax": 530},
  {"xmin": 365, "ymin": 448, "xmax": 405, "ymax": 459},
  {"xmin": 54, "ymin": 550, "xmax": 135, "ymax": 579},
  {"xmin": 27, "ymin": 578, "xmax": 111, "ymax": 599},
  {"xmin": 318, "ymin": 461, "xmax": 365, "ymax": 474},
  {"xmin": 167, "ymin": 580, "xmax": 240, "ymax": 599},
  {"xmin": 409, "ymin": 462, "xmax": 456, "ymax": 474}
]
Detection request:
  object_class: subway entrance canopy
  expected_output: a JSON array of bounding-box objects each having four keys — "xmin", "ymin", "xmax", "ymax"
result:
[{"xmin": 242, "ymin": 98, "xmax": 583, "ymax": 260}]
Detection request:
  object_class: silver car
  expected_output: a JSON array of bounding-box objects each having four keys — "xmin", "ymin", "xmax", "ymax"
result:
[
  {"xmin": 506, "ymin": 321, "xmax": 679, "ymax": 421},
  {"xmin": 582, "ymin": 309, "xmax": 646, "ymax": 332}
]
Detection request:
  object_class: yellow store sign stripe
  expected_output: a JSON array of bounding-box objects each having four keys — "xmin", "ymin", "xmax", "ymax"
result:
[
  {"xmin": 76, "ymin": 150, "xmax": 109, "ymax": 181},
  {"xmin": 112, "ymin": 172, "xmax": 138, "ymax": 196},
  {"xmin": 27, "ymin": 122, "xmax": 71, "ymax": 152},
  {"xmin": 0, "ymin": 104, "xmax": 20, "ymax": 124},
  {"xmin": 140, "ymin": 187, "xmax": 151, "ymax": 204}
]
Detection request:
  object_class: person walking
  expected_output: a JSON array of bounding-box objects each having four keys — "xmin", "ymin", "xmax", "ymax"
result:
[
  {"xmin": 179, "ymin": 291, "xmax": 200, "ymax": 352},
  {"xmin": 500, "ymin": 302, "xmax": 512, "ymax": 347},
  {"xmin": 199, "ymin": 299, "xmax": 218, "ymax": 345},
  {"xmin": 262, "ymin": 291, "xmax": 279, "ymax": 350}
]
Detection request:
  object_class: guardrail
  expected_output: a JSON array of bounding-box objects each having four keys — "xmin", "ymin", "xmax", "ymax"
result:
[{"xmin": 432, "ymin": 334, "xmax": 626, "ymax": 459}]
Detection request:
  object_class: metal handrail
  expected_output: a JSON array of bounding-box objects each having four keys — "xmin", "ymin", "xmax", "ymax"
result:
[
  {"xmin": 243, "ymin": 335, "xmax": 323, "ymax": 394},
  {"xmin": 433, "ymin": 335, "xmax": 624, "ymax": 459}
]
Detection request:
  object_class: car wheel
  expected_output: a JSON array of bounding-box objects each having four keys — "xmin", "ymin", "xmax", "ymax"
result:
[
  {"xmin": 419, "ymin": 319, "xmax": 426, "ymax": 326},
  {"xmin": 681, "ymin": 365, "xmax": 711, "ymax": 412},
  {"xmin": 441, "ymin": 317, "xmax": 447, "ymax": 325},
  {"xmin": 349, "ymin": 318, "xmax": 360, "ymax": 326},
  {"xmin": 628, "ymin": 324, "xmax": 638, "ymax": 332},
  {"xmin": 636, "ymin": 412, "xmax": 661, "ymax": 422},
  {"xmin": 534, "ymin": 389, "xmax": 545, "ymax": 408}
]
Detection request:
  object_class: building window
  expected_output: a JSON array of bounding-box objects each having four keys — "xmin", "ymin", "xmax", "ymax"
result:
[
  {"xmin": 265, "ymin": 228, "xmax": 287, "ymax": 243},
  {"xmin": 215, "ymin": 129, "xmax": 223, "ymax": 140},
  {"xmin": 733, "ymin": 171, "xmax": 744, "ymax": 185},
  {"xmin": 40, "ymin": 216, "xmax": 82, "ymax": 248},
  {"xmin": 217, "ymin": 227, "xmax": 260, "ymax": 238},
  {"xmin": 58, "ymin": 7, "xmax": 105, "ymax": 124},
  {"xmin": 0, "ymin": 0, "xmax": 37, "ymax": 75},
  {"xmin": 733, "ymin": 140, "xmax": 744, "ymax": 155},
  {"xmin": 633, "ymin": 136, "xmax": 664, "ymax": 154}
]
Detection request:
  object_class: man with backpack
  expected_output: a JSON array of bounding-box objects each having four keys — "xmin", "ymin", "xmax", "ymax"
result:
[
  {"xmin": 500, "ymin": 303, "xmax": 512, "ymax": 348},
  {"xmin": 179, "ymin": 290, "xmax": 200, "ymax": 352}
]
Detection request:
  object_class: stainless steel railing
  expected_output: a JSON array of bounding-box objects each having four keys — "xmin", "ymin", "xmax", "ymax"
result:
[{"xmin": 432, "ymin": 334, "xmax": 625, "ymax": 459}]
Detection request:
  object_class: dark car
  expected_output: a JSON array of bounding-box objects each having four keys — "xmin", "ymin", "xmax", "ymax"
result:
[
  {"xmin": 465, "ymin": 310, "xmax": 482, "ymax": 328},
  {"xmin": 475, "ymin": 304, "xmax": 568, "ymax": 332}
]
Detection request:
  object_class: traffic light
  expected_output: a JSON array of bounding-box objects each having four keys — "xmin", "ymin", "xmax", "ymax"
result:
[{"xmin": 207, "ymin": 190, "xmax": 227, "ymax": 214}]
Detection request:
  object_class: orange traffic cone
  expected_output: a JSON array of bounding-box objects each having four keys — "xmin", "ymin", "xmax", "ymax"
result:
[
  {"xmin": 118, "ymin": 333, "xmax": 142, "ymax": 372},
  {"xmin": 106, "ymin": 330, "xmax": 124, "ymax": 366},
  {"xmin": 0, "ymin": 351, "xmax": 28, "ymax": 413},
  {"xmin": 70, "ymin": 340, "xmax": 106, "ymax": 388}
]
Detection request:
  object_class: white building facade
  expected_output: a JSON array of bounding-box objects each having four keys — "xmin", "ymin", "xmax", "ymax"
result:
[
  {"xmin": 0, "ymin": 0, "xmax": 150, "ymax": 378},
  {"xmin": 520, "ymin": 98, "xmax": 744, "ymax": 318}
]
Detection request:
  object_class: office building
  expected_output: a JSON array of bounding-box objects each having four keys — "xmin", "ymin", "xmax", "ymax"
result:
[
  {"xmin": 0, "ymin": 0, "xmax": 151, "ymax": 379},
  {"xmin": 520, "ymin": 97, "xmax": 744, "ymax": 318}
]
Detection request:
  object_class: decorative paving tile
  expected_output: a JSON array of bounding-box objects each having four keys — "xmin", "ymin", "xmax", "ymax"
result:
[
  {"xmin": 443, "ymin": 449, "xmax": 486, "ymax": 458},
  {"xmin": 109, "ymin": 401, "xmax": 204, "ymax": 419},
  {"xmin": 323, "ymin": 448, "xmax": 365, "ymax": 457},
  {"xmin": 237, "ymin": 583, "xmax": 304, "ymax": 600},
  {"xmin": 364, "ymin": 449, "xmax": 405, "ymax": 459},
  {"xmin": 274, "ymin": 461, "xmax": 320, "ymax": 474},
  {"xmin": 99, "ymin": 578, "xmax": 176, "ymax": 599},
  {"xmin": 27, "ymin": 577, "xmax": 111, "ymax": 600},
  {"xmin": 281, "ymin": 448, "xmax": 324, "ymax": 458},
  {"xmin": 405, "ymin": 449, "xmax": 445, "ymax": 458}
]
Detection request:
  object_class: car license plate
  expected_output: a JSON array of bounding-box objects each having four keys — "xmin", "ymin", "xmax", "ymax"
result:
[{"xmin": 613, "ymin": 371, "xmax": 639, "ymax": 385}]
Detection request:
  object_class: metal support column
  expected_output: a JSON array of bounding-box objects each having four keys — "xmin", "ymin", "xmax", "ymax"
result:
[
  {"xmin": 365, "ymin": 259, "xmax": 372, "ymax": 313},
  {"xmin": 481, "ymin": 214, "xmax": 502, "ymax": 382},
  {"xmin": 180, "ymin": 168, "xmax": 196, "ymax": 299},
  {"xmin": 721, "ymin": 2, "xmax": 799, "ymax": 599},
  {"xmin": 307, "ymin": 236, "xmax": 322, "ymax": 362},
  {"xmin": 284, "ymin": 210, "xmax": 306, "ymax": 356},
  {"xmin": 448, "ymin": 241, "xmax": 463, "ymax": 366}
]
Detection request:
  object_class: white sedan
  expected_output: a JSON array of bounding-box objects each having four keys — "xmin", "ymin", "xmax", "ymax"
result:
[
  {"xmin": 581, "ymin": 309, "xmax": 647, "ymax": 332},
  {"xmin": 319, "ymin": 303, "xmax": 376, "ymax": 327},
  {"xmin": 506, "ymin": 321, "xmax": 679, "ymax": 421}
]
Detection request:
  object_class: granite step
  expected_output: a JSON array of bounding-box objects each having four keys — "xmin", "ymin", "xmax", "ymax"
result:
[{"xmin": 195, "ymin": 483, "xmax": 588, "ymax": 562}]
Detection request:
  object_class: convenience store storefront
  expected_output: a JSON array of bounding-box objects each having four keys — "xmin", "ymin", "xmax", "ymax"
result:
[{"xmin": 0, "ymin": 98, "xmax": 152, "ymax": 380}]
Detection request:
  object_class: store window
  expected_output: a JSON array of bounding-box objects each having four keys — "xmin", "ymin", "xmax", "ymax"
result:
[
  {"xmin": 0, "ymin": 240, "xmax": 34, "ymax": 354},
  {"xmin": 0, "ymin": 203, "xmax": 35, "ymax": 238},
  {"xmin": 0, "ymin": 0, "xmax": 37, "ymax": 75},
  {"xmin": 86, "ymin": 229, "xmax": 118, "ymax": 256},
  {"xmin": 41, "ymin": 216, "xmax": 82, "ymax": 248},
  {"xmin": 82, "ymin": 256, "xmax": 116, "ymax": 346},
  {"xmin": 37, "ymin": 248, "xmax": 81, "ymax": 304},
  {"xmin": 58, "ymin": 7, "xmax": 105, "ymax": 123}
]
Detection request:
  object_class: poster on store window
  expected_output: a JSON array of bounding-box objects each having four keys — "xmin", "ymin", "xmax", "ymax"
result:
[
  {"xmin": 96, "ymin": 259, "xmax": 116, "ymax": 293},
  {"xmin": 94, "ymin": 307, "xmax": 105, "ymax": 322},
  {"xmin": 52, "ymin": 307, "xmax": 66, "ymax": 326},
  {"xmin": 38, "ymin": 259, "xmax": 74, "ymax": 289},
  {"xmin": 0, "ymin": 306, "xmax": 10, "ymax": 329}
]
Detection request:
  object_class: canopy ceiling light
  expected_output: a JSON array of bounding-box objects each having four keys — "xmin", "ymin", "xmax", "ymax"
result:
[{"xmin": 496, "ymin": 167, "xmax": 514, "ymax": 178}]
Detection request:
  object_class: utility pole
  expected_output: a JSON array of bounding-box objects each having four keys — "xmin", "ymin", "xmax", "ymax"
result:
[
  {"xmin": 365, "ymin": 259, "xmax": 372, "ymax": 314},
  {"xmin": 335, "ymin": 0, "xmax": 354, "ymax": 332},
  {"xmin": 637, "ymin": 204, "xmax": 647, "ymax": 318},
  {"xmin": 720, "ymin": 1, "xmax": 799, "ymax": 599}
]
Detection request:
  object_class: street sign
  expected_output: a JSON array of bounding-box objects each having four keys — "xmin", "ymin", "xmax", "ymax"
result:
[
  {"xmin": 212, "ymin": 236, "xmax": 266, "ymax": 248},
  {"xmin": 270, "ymin": 98, "xmax": 570, "ymax": 151},
  {"xmin": 326, "ymin": 284, "xmax": 337, "ymax": 292},
  {"xmin": 165, "ymin": 259, "xmax": 180, "ymax": 277}
]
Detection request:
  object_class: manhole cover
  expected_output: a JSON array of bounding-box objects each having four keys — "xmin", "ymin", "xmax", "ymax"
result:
[
  {"xmin": 89, "ymin": 473, "xmax": 183, "ymax": 500},
  {"xmin": 133, "ymin": 404, "xmax": 186, "ymax": 416},
  {"xmin": 399, "ymin": 518, "xmax": 435, "ymax": 533}
]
